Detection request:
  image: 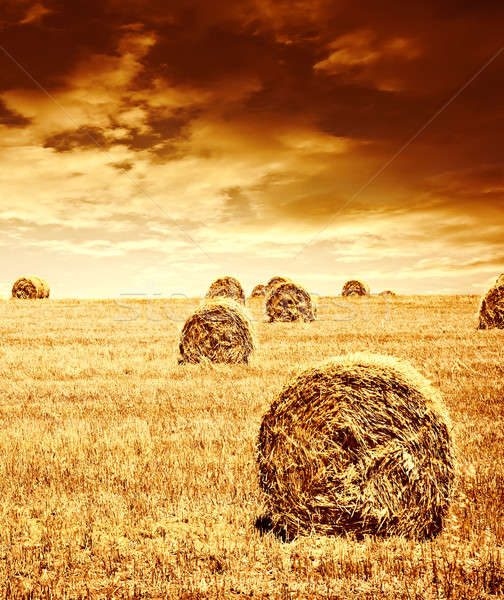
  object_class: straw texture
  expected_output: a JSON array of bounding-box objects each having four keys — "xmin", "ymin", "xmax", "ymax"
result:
[
  {"xmin": 342, "ymin": 280, "xmax": 370, "ymax": 296},
  {"xmin": 12, "ymin": 276, "xmax": 50, "ymax": 299},
  {"xmin": 478, "ymin": 278, "xmax": 504, "ymax": 329},
  {"xmin": 179, "ymin": 298, "xmax": 254, "ymax": 364},
  {"xmin": 206, "ymin": 276, "xmax": 245, "ymax": 305},
  {"xmin": 258, "ymin": 352, "xmax": 454, "ymax": 540},
  {"xmin": 266, "ymin": 281, "xmax": 315, "ymax": 323}
]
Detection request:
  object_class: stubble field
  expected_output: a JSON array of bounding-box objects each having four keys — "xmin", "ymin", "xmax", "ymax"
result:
[{"xmin": 0, "ymin": 295, "xmax": 502, "ymax": 599}]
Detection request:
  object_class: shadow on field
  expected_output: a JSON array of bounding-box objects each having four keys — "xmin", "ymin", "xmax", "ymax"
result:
[{"xmin": 254, "ymin": 515, "xmax": 292, "ymax": 543}]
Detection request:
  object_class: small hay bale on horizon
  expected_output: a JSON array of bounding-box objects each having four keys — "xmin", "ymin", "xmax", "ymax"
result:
[
  {"xmin": 379, "ymin": 290, "xmax": 396, "ymax": 297},
  {"xmin": 178, "ymin": 298, "xmax": 254, "ymax": 364},
  {"xmin": 257, "ymin": 352, "xmax": 455, "ymax": 540},
  {"xmin": 12, "ymin": 276, "xmax": 50, "ymax": 299},
  {"xmin": 206, "ymin": 276, "xmax": 245, "ymax": 305},
  {"xmin": 478, "ymin": 279, "xmax": 504, "ymax": 330},
  {"xmin": 266, "ymin": 276, "xmax": 291, "ymax": 295},
  {"xmin": 342, "ymin": 279, "xmax": 370, "ymax": 297},
  {"xmin": 266, "ymin": 281, "xmax": 315, "ymax": 323},
  {"xmin": 250, "ymin": 284, "xmax": 266, "ymax": 298}
]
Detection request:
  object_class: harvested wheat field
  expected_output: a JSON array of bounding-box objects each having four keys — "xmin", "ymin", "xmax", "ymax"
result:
[{"xmin": 0, "ymin": 295, "xmax": 503, "ymax": 599}]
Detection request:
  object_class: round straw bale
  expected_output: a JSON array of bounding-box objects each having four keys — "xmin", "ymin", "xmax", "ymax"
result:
[
  {"xmin": 379, "ymin": 290, "xmax": 396, "ymax": 297},
  {"xmin": 342, "ymin": 280, "xmax": 370, "ymax": 297},
  {"xmin": 495, "ymin": 274, "xmax": 504, "ymax": 288},
  {"xmin": 11, "ymin": 276, "xmax": 50, "ymax": 299},
  {"xmin": 257, "ymin": 352, "xmax": 454, "ymax": 540},
  {"xmin": 250, "ymin": 284, "xmax": 266, "ymax": 298},
  {"xmin": 478, "ymin": 283, "xmax": 504, "ymax": 329},
  {"xmin": 266, "ymin": 281, "xmax": 315, "ymax": 323},
  {"xmin": 266, "ymin": 276, "xmax": 291, "ymax": 294},
  {"xmin": 206, "ymin": 276, "xmax": 245, "ymax": 304},
  {"xmin": 178, "ymin": 298, "xmax": 254, "ymax": 364}
]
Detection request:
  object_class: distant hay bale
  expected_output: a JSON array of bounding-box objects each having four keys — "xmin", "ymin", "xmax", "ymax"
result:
[
  {"xmin": 379, "ymin": 290, "xmax": 396, "ymax": 297},
  {"xmin": 178, "ymin": 298, "xmax": 254, "ymax": 364},
  {"xmin": 478, "ymin": 282, "xmax": 504, "ymax": 330},
  {"xmin": 206, "ymin": 276, "xmax": 245, "ymax": 305},
  {"xmin": 250, "ymin": 284, "xmax": 266, "ymax": 298},
  {"xmin": 257, "ymin": 352, "xmax": 454, "ymax": 540},
  {"xmin": 11, "ymin": 276, "xmax": 50, "ymax": 299},
  {"xmin": 342, "ymin": 280, "xmax": 370, "ymax": 297},
  {"xmin": 266, "ymin": 281, "xmax": 315, "ymax": 323},
  {"xmin": 266, "ymin": 276, "xmax": 291, "ymax": 295}
]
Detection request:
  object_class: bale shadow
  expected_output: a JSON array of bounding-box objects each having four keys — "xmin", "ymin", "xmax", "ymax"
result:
[{"xmin": 254, "ymin": 515, "xmax": 293, "ymax": 543}]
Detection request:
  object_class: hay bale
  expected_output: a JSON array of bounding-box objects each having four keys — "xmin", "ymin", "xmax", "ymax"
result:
[
  {"xmin": 206, "ymin": 276, "xmax": 245, "ymax": 305},
  {"xmin": 495, "ymin": 274, "xmax": 504, "ymax": 288},
  {"xmin": 379, "ymin": 290, "xmax": 396, "ymax": 297},
  {"xmin": 250, "ymin": 284, "xmax": 266, "ymax": 298},
  {"xmin": 266, "ymin": 276, "xmax": 291, "ymax": 295},
  {"xmin": 11, "ymin": 276, "xmax": 50, "ymax": 299},
  {"xmin": 178, "ymin": 298, "xmax": 254, "ymax": 364},
  {"xmin": 342, "ymin": 280, "xmax": 370, "ymax": 297},
  {"xmin": 257, "ymin": 352, "xmax": 454, "ymax": 540},
  {"xmin": 478, "ymin": 282, "xmax": 504, "ymax": 329},
  {"xmin": 266, "ymin": 281, "xmax": 315, "ymax": 323}
]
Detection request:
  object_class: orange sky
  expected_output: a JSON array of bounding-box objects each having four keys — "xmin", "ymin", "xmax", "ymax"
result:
[{"xmin": 0, "ymin": 0, "xmax": 503, "ymax": 298}]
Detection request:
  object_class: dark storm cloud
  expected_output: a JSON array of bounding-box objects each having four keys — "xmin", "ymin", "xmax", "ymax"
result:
[
  {"xmin": 0, "ymin": 98, "xmax": 31, "ymax": 126},
  {"xmin": 0, "ymin": 1, "xmax": 123, "ymax": 91},
  {"xmin": 1, "ymin": 0, "xmax": 503, "ymax": 240},
  {"xmin": 108, "ymin": 160, "xmax": 134, "ymax": 172},
  {"xmin": 43, "ymin": 126, "xmax": 109, "ymax": 152}
]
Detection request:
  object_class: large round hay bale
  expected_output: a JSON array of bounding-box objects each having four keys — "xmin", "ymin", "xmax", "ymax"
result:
[
  {"xmin": 250, "ymin": 284, "xmax": 266, "ymax": 298},
  {"xmin": 206, "ymin": 276, "xmax": 245, "ymax": 305},
  {"xmin": 266, "ymin": 276, "xmax": 291, "ymax": 295},
  {"xmin": 342, "ymin": 280, "xmax": 370, "ymax": 297},
  {"xmin": 12, "ymin": 276, "xmax": 50, "ymax": 299},
  {"xmin": 178, "ymin": 298, "xmax": 254, "ymax": 364},
  {"xmin": 257, "ymin": 352, "xmax": 454, "ymax": 540},
  {"xmin": 266, "ymin": 281, "xmax": 315, "ymax": 323},
  {"xmin": 478, "ymin": 283, "xmax": 504, "ymax": 329},
  {"xmin": 495, "ymin": 274, "xmax": 504, "ymax": 288}
]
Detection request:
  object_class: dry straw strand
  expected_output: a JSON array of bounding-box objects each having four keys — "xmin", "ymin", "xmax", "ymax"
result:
[
  {"xmin": 266, "ymin": 281, "xmax": 316, "ymax": 323},
  {"xmin": 478, "ymin": 279, "xmax": 504, "ymax": 329},
  {"xmin": 342, "ymin": 279, "xmax": 370, "ymax": 297},
  {"xmin": 257, "ymin": 352, "xmax": 455, "ymax": 540},
  {"xmin": 12, "ymin": 276, "xmax": 50, "ymax": 299},
  {"xmin": 179, "ymin": 298, "xmax": 254, "ymax": 364},
  {"xmin": 206, "ymin": 276, "xmax": 245, "ymax": 305},
  {"xmin": 250, "ymin": 284, "xmax": 266, "ymax": 298}
]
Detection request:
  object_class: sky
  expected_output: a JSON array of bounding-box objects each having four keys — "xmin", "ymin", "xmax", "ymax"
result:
[{"xmin": 0, "ymin": 0, "xmax": 503, "ymax": 298}]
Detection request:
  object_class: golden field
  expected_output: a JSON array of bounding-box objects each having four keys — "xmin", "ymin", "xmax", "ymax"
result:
[{"xmin": 0, "ymin": 295, "xmax": 502, "ymax": 599}]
